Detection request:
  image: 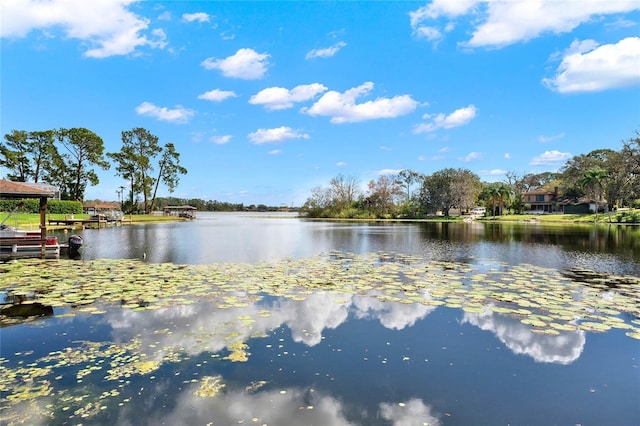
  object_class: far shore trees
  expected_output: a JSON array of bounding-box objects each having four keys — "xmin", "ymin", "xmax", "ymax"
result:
[
  {"xmin": 149, "ymin": 143, "xmax": 187, "ymax": 213},
  {"xmin": 364, "ymin": 175, "xmax": 403, "ymax": 216},
  {"xmin": 299, "ymin": 130, "xmax": 639, "ymax": 219},
  {"xmin": 55, "ymin": 128, "xmax": 110, "ymax": 201},
  {"xmin": 108, "ymin": 128, "xmax": 186, "ymax": 214},
  {"xmin": 418, "ymin": 168, "xmax": 481, "ymax": 216},
  {"xmin": 0, "ymin": 129, "xmax": 58, "ymax": 184},
  {"xmin": 0, "ymin": 127, "xmax": 109, "ymax": 201},
  {"xmin": 2, "ymin": 128, "xmax": 638, "ymax": 212},
  {"xmin": 329, "ymin": 174, "xmax": 360, "ymax": 211},
  {"xmin": 0, "ymin": 130, "xmax": 33, "ymax": 182},
  {"xmin": 580, "ymin": 168, "xmax": 608, "ymax": 215},
  {"xmin": 1, "ymin": 126, "xmax": 186, "ymax": 207},
  {"xmin": 481, "ymin": 182, "xmax": 514, "ymax": 216}
]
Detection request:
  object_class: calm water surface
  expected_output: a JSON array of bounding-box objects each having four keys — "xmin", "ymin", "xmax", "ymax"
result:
[
  {"xmin": 80, "ymin": 212, "xmax": 639, "ymax": 274},
  {"xmin": 1, "ymin": 212, "xmax": 639, "ymax": 425}
]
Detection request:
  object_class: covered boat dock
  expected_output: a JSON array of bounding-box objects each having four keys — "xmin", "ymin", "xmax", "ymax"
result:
[
  {"xmin": 0, "ymin": 180, "xmax": 56, "ymax": 259},
  {"xmin": 162, "ymin": 205, "xmax": 197, "ymax": 219}
]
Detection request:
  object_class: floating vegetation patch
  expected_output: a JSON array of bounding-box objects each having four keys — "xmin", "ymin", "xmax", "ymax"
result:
[
  {"xmin": 0, "ymin": 252, "xmax": 639, "ymax": 423},
  {"xmin": 194, "ymin": 375, "xmax": 225, "ymax": 398},
  {"xmin": 0, "ymin": 336, "xmax": 188, "ymax": 424},
  {"xmin": 1, "ymin": 253, "xmax": 639, "ymax": 338},
  {"xmin": 225, "ymin": 340, "xmax": 250, "ymax": 362}
]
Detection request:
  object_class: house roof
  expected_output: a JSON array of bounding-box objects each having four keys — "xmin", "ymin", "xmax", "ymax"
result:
[
  {"xmin": 83, "ymin": 201, "xmax": 121, "ymax": 209},
  {"xmin": 523, "ymin": 188, "xmax": 555, "ymax": 195},
  {"xmin": 0, "ymin": 179, "xmax": 56, "ymax": 198},
  {"xmin": 163, "ymin": 205, "xmax": 197, "ymax": 210}
]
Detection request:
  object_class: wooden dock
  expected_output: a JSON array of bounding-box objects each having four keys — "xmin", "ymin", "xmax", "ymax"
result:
[{"xmin": 48, "ymin": 218, "xmax": 109, "ymax": 229}]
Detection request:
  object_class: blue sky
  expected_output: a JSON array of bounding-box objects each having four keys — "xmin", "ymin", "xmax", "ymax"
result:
[{"xmin": 2, "ymin": 1, "xmax": 639, "ymax": 206}]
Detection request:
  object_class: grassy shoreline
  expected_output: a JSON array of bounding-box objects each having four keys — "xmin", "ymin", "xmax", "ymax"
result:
[
  {"xmin": 300, "ymin": 211, "xmax": 640, "ymax": 225},
  {"xmin": 0, "ymin": 213, "xmax": 187, "ymax": 229},
  {"xmin": 2, "ymin": 211, "xmax": 639, "ymax": 229}
]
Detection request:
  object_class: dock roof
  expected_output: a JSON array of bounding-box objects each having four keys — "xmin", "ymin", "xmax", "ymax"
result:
[
  {"xmin": 162, "ymin": 205, "xmax": 197, "ymax": 210},
  {"xmin": 0, "ymin": 180, "xmax": 56, "ymax": 199}
]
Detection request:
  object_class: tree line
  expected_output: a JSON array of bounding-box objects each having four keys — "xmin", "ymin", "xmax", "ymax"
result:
[
  {"xmin": 0, "ymin": 127, "xmax": 186, "ymax": 214},
  {"xmin": 301, "ymin": 132, "xmax": 640, "ymax": 219},
  {"xmin": 150, "ymin": 197, "xmax": 281, "ymax": 212}
]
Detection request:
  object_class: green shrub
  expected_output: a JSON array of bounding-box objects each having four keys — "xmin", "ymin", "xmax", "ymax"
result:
[
  {"xmin": 0, "ymin": 199, "xmax": 82, "ymax": 214},
  {"xmin": 612, "ymin": 211, "xmax": 640, "ymax": 223}
]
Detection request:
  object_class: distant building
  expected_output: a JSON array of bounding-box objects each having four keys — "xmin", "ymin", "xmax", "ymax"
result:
[
  {"xmin": 163, "ymin": 205, "xmax": 197, "ymax": 219},
  {"xmin": 523, "ymin": 187, "xmax": 560, "ymax": 213},
  {"xmin": 522, "ymin": 187, "xmax": 606, "ymax": 214},
  {"xmin": 82, "ymin": 201, "xmax": 122, "ymax": 215}
]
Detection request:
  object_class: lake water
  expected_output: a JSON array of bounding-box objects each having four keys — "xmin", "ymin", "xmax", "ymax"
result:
[{"xmin": 1, "ymin": 212, "xmax": 639, "ymax": 425}]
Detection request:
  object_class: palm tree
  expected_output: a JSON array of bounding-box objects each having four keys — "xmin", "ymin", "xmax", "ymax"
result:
[
  {"xmin": 496, "ymin": 183, "xmax": 515, "ymax": 216},
  {"xmin": 481, "ymin": 184, "xmax": 500, "ymax": 217},
  {"xmin": 580, "ymin": 168, "xmax": 608, "ymax": 220},
  {"xmin": 482, "ymin": 183, "xmax": 514, "ymax": 216}
]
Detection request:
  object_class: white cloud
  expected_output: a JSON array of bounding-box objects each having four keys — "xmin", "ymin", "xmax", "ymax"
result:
[
  {"xmin": 375, "ymin": 169, "xmax": 402, "ymax": 176},
  {"xmin": 190, "ymin": 131, "xmax": 205, "ymax": 143},
  {"xmin": 529, "ymin": 150, "xmax": 572, "ymax": 165},
  {"xmin": 504, "ymin": 153, "xmax": 512, "ymax": 159},
  {"xmin": 303, "ymin": 82, "xmax": 418, "ymax": 123},
  {"xmin": 182, "ymin": 12, "xmax": 210, "ymax": 23},
  {"xmin": 479, "ymin": 169, "xmax": 507, "ymax": 176},
  {"xmin": 418, "ymin": 155, "xmax": 444, "ymax": 161},
  {"xmin": 201, "ymin": 48, "xmax": 270, "ymax": 80},
  {"xmin": 409, "ymin": 0, "xmax": 640, "ymax": 49},
  {"xmin": 336, "ymin": 161, "xmax": 348, "ymax": 167},
  {"xmin": 459, "ymin": 151, "xmax": 481, "ymax": 162},
  {"xmin": 467, "ymin": 1, "xmax": 640, "ymax": 48},
  {"xmin": 220, "ymin": 31, "xmax": 235, "ymax": 40},
  {"xmin": 605, "ymin": 18, "xmax": 637, "ymax": 29},
  {"xmin": 463, "ymin": 309, "xmax": 585, "ymax": 364},
  {"xmin": 538, "ymin": 132, "xmax": 565, "ymax": 143},
  {"xmin": 306, "ymin": 41, "xmax": 347, "ymax": 59},
  {"xmin": 414, "ymin": 26, "xmax": 443, "ymax": 42},
  {"xmin": 409, "ymin": 0, "xmax": 479, "ymax": 25},
  {"xmin": 409, "ymin": 0, "xmax": 478, "ymax": 43},
  {"xmin": 248, "ymin": 126, "xmax": 309, "ymax": 144},
  {"xmin": 354, "ymin": 292, "xmax": 436, "ymax": 329},
  {"xmin": 268, "ymin": 150, "xmax": 281, "ymax": 155},
  {"xmin": 380, "ymin": 398, "xmax": 442, "ymax": 426},
  {"xmin": 210, "ymin": 135, "xmax": 232, "ymax": 145},
  {"xmin": 413, "ymin": 104, "xmax": 477, "ymax": 134},
  {"xmin": 158, "ymin": 384, "xmax": 353, "ymax": 426},
  {"xmin": 197, "ymin": 89, "xmax": 237, "ymax": 102},
  {"xmin": 249, "ymin": 84, "xmax": 327, "ymax": 111},
  {"xmin": 0, "ymin": 0, "xmax": 167, "ymax": 58},
  {"xmin": 542, "ymin": 37, "xmax": 640, "ymax": 93},
  {"xmin": 418, "ymin": 149, "xmax": 447, "ymax": 161},
  {"xmin": 157, "ymin": 11, "xmax": 171, "ymax": 21},
  {"xmin": 135, "ymin": 101, "xmax": 195, "ymax": 123}
]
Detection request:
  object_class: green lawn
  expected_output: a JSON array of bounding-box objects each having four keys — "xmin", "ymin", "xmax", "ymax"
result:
[
  {"xmin": 479, "ymin": 210, "xmax": 638, "ymax": 224},
  {"xmin": 0, "ymin": 213, "xmax": 186, "ymax": 228},
  {"xmin": 4, "ymin": 211, "xmax": 637, "ymax": 228}
]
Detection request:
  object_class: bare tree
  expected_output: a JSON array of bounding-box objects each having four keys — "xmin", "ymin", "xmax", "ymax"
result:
[
  {"xmin": 329, "ymin": 174, "xmax": 360, "ymax": 209},
  {"xmin": 367, "ymin": 175, "xmax": 403, "ymax": 216}
]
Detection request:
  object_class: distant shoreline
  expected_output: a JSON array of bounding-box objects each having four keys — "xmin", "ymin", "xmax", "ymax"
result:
[
  {"xmin": 4, "ymin": 211, "xmax": 639, "ymax": 229},
  {"xmin": 297, "ymin": 212, "xmax": 640, "ymax": 225}
]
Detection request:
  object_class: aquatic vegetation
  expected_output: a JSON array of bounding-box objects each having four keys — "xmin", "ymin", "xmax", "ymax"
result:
[
  {"xmin": 0, "ymin": 252, "xmax": 639, "ymax": 424},
  {"xmin": 193, "ymin": 375, "xmax": 225, "ymax": 398},
  {"xmin": 1, "ymin": 253, "xmax": 639, "ymax": 336}
]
